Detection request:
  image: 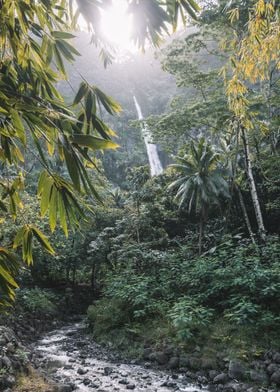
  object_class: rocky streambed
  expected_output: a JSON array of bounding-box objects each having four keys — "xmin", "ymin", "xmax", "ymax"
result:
[{"xmin": 32, "ymin": 322, "xmax": 208, "ymax": 392}]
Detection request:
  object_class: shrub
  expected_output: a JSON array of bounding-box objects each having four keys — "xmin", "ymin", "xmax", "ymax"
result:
[
  {"xmin": 168, "ymin": 296, "xmax": 214, "ymax": 341},
  {"xmin": 16, "ymin": 288, "xmax": 58, "ymax": 316},
  {"xmin": 87, "ymin": 298, "xmax": 130, "ymax": 335}
]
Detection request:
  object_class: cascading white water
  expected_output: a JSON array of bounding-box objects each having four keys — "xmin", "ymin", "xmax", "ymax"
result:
[{"xmin": 133, "ymin": 96, "xmax": 163, "ymax": 176}]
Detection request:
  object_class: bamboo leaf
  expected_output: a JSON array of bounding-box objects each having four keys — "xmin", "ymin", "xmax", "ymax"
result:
[
  {"xmin": 73, "ymin": 82, "xmax": 89, "ymax": 105},
  {"xmin": 31, "ymin": 226, "xmax": 55, "ymax": 255},
  {"xmin": 71, "ymin": 134, "xmax": 119, "ymax": 150}
]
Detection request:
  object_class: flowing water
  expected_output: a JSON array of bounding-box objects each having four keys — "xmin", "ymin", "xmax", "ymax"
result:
[
  {"xmin": 34, "ymin": 321, "xmax": 209, "ymax": 392},
  {"xmin": 133, "ymin": 96, "xmax": 163, "ymax": 177}
]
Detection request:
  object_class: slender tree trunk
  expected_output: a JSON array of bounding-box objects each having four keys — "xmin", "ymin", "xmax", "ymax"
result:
[
  {"xmin": 72, "ymin": 265, "xmax": 76, "ymax": 286},
  {"xmin": 91, "ymin": 262, "xmax": 97, "ymax": 296},
  {"xmin": 136, "ymin": 200, "xmax": 140, "ymax": 243},
  {"xmin": 66, "ymin": 265, "xmax": 70, "ymax": 284},
  {"xmin": 198, "ymin": 218, "xmax": 203, "ymax": 256},
  {"xmin": 241, "ymin": 128, "xmax": 266, "ymax": 241},
  {"xmin": 198, "ymin": 207, "xmax": 206, "ymax": 256},
  {"xmin": 236, "ymin": 184, "xmax": 256, "ymax": 244}
]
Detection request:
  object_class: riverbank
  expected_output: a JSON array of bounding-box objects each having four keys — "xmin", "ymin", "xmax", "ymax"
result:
[
  {"xmin": 1, "ymin": 317, "xmax": 279, "ymax": 392},
  {"xmin": 26, "ymin": 321, "xmax": 209, "ymax": 392}
]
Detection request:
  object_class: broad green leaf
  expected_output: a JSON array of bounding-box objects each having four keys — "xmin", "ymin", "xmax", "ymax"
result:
[
  {"xmin": 71, "ymin": 134, "xmax": 119, "ymax": 150},
  {"xmin": 0, "ymin": 265, "xmax": 18, "ymax": 289},
  {"xmin": 63, "ymin": 146, "xmax": 81, "ymax": 191},
  {"xmin": 73, "ymin": 82, "xmax": 89, "ymax": 105},
  {"xmin": 49, "ymin": 186, "xmax": 58, "ymax": 232},
  {"xmin": 52, "ymin": 31, "xmax": 76, "ymax": 39},
  {"xmin": 31, "ymin": 226, "xmax": 55, "ymax": 255}
]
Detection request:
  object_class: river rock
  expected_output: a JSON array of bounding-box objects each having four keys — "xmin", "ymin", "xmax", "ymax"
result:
[
  {"xmin": 224, "ymin": 381, "xmax": 242, "ymax": 392},
  {"xmin": 201, "ymin": 357, "xmax": 217, "ymax": 370},
  {"xmin": 266, "ymin": 363, "xmax": 279, "ymax": 375},
  {"xmin": 167, "ymin": 356, "xmax": 179, "ymax": 369},
  {"xmin": 77, "ymin": 367, "xmax": 88, "ymax": 375},
  {"xmin": 272, "ymin": 353, "xmax": 280, "ymax": 364},
  {"xmin": 104, "ymin": 366, "xmax": 114, "ymax": 376},
  {"xmin": 2, "ymin": 355, "xmax": 12, "ymax": 368},
  {"xmin": 119, "ymin": 378, "xmax": 129, "ymax": 385},
  {"xmin": 188, "ymin": 356, "xmax": 202, "ymax": 370},
  {"xmin": 142, "ymin": 348, "xmax": 152, "ymax": 360},
  {"xmin": 209, "ymin": 370, "xmax": 219, "ymax": 380},
  {"xmin": 0, "ymin": 375, "xmax": 16, "ymax": 389},
  {"xmin": 82, "ymin": 378, "xmax": 91, "ymax": 385},
  {"xmin": 54, "ymin": 384, "xmax": 73, "ymax": 392},
  {"xmin": 163, "ymin": 345, "xmax": 174, "ymax": 356},
  {"xmin": 150, "ymin": 351, "xmax": 168, "ymax": 365},
  {"xmin": 6, "ymin": 342, "xmax": 15, "ymax": 354},
  {"xmin": 249, "ymin": 369, "xmax": 268, "ymax": 383},
  {"xmin": 270, "ymin": 370, "xmax": 280, "ymax": 385},
  {"xmin": 179, "ymin": 356, "xmax": 190, "ymax": 367},
  {"xmin": 228, "ymin": 360, "xmax": 246, "ymax": 380},
  {"xmin": 213, "ymin": 373, "xmax": 229, "ymax": 384},
  {"xmin": 126, "ymin": 383, "xmax": 136, "ymax": 389}
]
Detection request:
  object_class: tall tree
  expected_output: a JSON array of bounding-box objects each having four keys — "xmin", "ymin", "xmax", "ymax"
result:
[{"xmin": 168, "ymin": 138, "xmax": 229, "ymax": 255}]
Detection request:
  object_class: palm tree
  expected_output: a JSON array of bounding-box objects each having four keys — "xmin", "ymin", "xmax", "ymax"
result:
[{"xmin": 168, "ymin": 138, "xmax": 230, "ymax": 255}]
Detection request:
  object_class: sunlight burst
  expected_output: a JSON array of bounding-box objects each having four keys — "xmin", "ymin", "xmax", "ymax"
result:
[{"xmin": 100, "ymin": 0, "xmax": 133, "ymax": 50}]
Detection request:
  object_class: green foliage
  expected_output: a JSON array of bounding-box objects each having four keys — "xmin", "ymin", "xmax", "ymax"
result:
[
  {"xmin": 16, "ymin": 288, "xmax": 58, "ymax": 316},
  {"xmin": 168, "ymin": 296, "xmax": 213, "ymax": 340},
  {"xmin": 87, "ymin": 298, "xmax": 131, "ymax": 334},
  {"xmin": 0, "ymin": 0, "xmax": 200, "ymax": 309},
  {"xmin": 169, "ymin": 138, "xmax": 229, "ymax": 211},
  {"xmin": 87, "ymin": 235, "xmax": 280, "ymax": 346}
]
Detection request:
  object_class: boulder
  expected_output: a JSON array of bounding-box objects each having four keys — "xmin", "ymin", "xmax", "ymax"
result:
[
  {"xmin": 272, "ymin": 353, "xmax": 280, "ymax": 364},
  {"xmin": 270, "ymin": 370, "xmax": 280, "ymax": 385},
  {"xmin": 1, "ymin": 356, "xmax": 12, "ymax": 369},
  {"xmin": 163, "ymin": 345, "xmax": 174, "ymax": 356},
  {"xmin": 266, "ymin": 363, "xmax": 279, "ymax": 375},
  {"xmin": 209, "ymin": 370, "xmax": 219, "ymax": 380},
  {"xmin": 201, "ymin": 357, "xmax": 217, "ymax": 370},
  {"xmin": 6, "ymin": 343, "xmax": 15, "ymax": 354},
  {"xmin": 188, "ymin": 356, "xmax": 202, "ymax": 370},
  {"xmin": 54, "ymin": 384, "xmax": 74, "ymax": 392},
  {"xmin": 228, "ymin": 361, "xmax": 247, "ymax": 380},
  {"xmin": 0, "ymin": 375, "xmax": 16, "ymax": 389},
  {"xmin": 179, "ymin": 356, "xmax": 190, "ymax": 368},
  {"xmin": 167, "ymin": 357, "xmax": 179, "ymax": 369},
  {"xmin": 249, "ymin": 369, "xmax": 268, "ymax": 383},
  {"xmin": 149, "ymin": 351, "xmax": 168, "ymax": 365},
  {"xmin": 142, "ymin": 348, "xmax": 152, "ymax": 360},
  {"xmin": 213, "ymin": 373, "xmax": 229, "ymax": 384}
]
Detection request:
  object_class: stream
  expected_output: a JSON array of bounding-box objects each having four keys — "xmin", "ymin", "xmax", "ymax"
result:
[{"xmin": 33, "ymin": 321, "xmax": 209, "ymax": 392}]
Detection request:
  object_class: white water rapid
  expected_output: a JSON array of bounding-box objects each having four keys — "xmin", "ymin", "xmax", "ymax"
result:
[{"xmin": 133, "ymin": 96, "xmax": 163, "ymax": 176}]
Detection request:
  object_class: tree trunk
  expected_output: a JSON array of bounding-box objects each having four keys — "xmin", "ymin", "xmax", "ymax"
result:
[
  {"xmin": 72, "ymin": 265, "xmax": 76, "ymax": 286},
  {"xmin": 91, "ymin": 262, "xmax": 97, "ymax": 296},
  {"xmin": 198, "ymin": 217, "xmax": 203, "ymax": 256},
  {"xmin": 198, "ymin": 207, "xmax": 206, "ymax": 256},
  {"xmin": 241, "ymin": 128, "xmax": 266, "ymax": 241},
  {"xmin": 236, "ymin": 184, "xmax": 256, "ymax": 244}
]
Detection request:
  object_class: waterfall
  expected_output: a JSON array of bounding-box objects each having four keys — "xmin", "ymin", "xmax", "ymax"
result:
[{"xmin": 133, "ymin": 96, "xmax": 163, "ymax": 176}]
